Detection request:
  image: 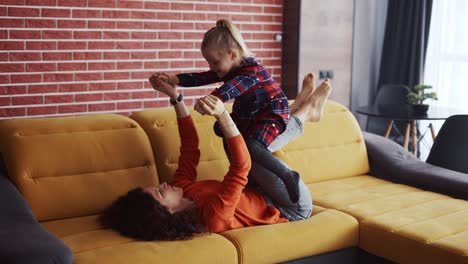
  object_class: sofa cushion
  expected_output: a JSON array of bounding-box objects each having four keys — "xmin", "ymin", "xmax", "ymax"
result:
[
  {"xmin": 309, "ymin": 175, "xmax": 468, "ymax": 263},
  {"xmin": 131, "ymin": 106, "xmax": 232, "ymax": 183},
  {"xmin": 273, "ymin": 101, "xmax": 370, "ymax": 184},
  {"xmin": 362, "ymin": 200, "xmax": 468, "ymax": 263},
  {"xmin": 0, "ymin": 114, "xmax": 158, "ymax": 221},
  {"xmin": 41, "ymin": 215, "xmax": 237, "ymax": 264},
  {"xmin": 70, "ymin": 236, "xmax": 237, "ymax": 264},
  {"xmin": 221, "ymin": 206, "xmax": 359, "ymax": 263}
]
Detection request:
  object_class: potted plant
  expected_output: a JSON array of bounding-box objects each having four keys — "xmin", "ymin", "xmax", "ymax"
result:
[{"xmin": 407, "ymin": 84, "xmax": 438, "ymax": 113}]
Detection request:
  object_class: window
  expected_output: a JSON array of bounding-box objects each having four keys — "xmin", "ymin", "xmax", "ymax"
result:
[
  {"xmin": 418, "ymin": 0, "xmax": 468, "ymax": 159},
  {"xmin": 424, "ymin": 0, "xmax": 468, "ymax": 111}
]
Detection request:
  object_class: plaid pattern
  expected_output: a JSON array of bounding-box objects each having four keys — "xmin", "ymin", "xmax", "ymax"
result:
[{"xmin": 177, "ymin": 57, "xmax": 290, "ymax": 146}]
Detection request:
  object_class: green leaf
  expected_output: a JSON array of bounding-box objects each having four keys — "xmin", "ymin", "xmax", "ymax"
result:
[{"xmin": 409, "ymin": 84, "xmax": 437, "ymax": 104}]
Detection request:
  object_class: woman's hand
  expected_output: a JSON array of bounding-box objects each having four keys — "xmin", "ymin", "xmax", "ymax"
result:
[
  {"xmin": 196, "ymin": 95, "xmax": 226, "ymax": 118},
  {"xmin": 148, "ymin": 72, "xmax": 163, "ymax": 90},
  {"xmin": 196, "ymin": 95, "xmax": 239, "ymax": 138},
  {"xmin": 148, "ymin": 73, "xmax": 179, "ymax": 99},
  {"xmin": 198, "ymin": 95, "xmax": 239, "ymax": 138}
]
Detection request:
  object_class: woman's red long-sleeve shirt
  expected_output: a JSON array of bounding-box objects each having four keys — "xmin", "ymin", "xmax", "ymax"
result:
[{"xmin": 171, "ymin": 116, "xmax": 288, "ymax": 233}]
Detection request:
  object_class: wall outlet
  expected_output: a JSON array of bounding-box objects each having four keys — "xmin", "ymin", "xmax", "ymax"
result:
[{"xmin": 319, "ymin": 70, "xmax": 334, "ymax": 79}]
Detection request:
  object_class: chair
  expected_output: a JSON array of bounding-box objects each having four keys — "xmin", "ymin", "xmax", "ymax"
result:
[
  {"xmin": 426, "ymin": 115, "xmax": 468, "ymax": 174},
  {"xmin": 366, "ymin": 84, "xmax": 411, "ymax": 142}
]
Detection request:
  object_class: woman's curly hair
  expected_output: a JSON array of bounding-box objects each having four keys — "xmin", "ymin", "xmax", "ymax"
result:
[{"xmin": 100, "ymin": 187, "xmax": 205, "ymax": 241}]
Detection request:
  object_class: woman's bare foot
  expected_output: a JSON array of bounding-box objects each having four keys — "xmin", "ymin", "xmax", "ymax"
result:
[
  {"xmin": 294, "ymin": 79, "xmax": 332, "ymax": 123},
  {"xmin": 290, "ymin": 73, "xmax": 315, "ymax": 113}
]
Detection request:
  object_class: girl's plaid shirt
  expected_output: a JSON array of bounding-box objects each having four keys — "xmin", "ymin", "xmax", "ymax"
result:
[{"xmin": 177, "ymin": 57, "xmax": 290, "ymax": 147}]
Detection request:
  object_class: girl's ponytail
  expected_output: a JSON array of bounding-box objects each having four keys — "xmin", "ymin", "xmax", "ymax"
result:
[{"xmin": 202, "ymin": 19, "xmax": 251, "ymax": 59}]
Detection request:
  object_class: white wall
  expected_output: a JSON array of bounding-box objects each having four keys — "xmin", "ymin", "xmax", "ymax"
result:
[{"xmin": 299, "ymin": 0, "xmax": 355, "ymax": 107}]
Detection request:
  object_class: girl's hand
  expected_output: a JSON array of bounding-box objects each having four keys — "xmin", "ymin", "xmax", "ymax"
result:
[
  {"xmin": 149, "ymin": 73, "xmax": 170, "ymax": 86},
  {"xmin": 196, "ymin": 95, "xmax": 226, "ymax": 118},
  {"xmin": 148, "ymin": 73, "xmax": 164, "ymax": 89},
  {"xmin": 194, "ymin": 99, "xmax": 207, "ymax": 116},
  {"xmin": 149, "ymin": 73, "xmax": 180, "ymax": 91},
  {"xmin": 152, "ymin": 73, "xmax": 179, "ymax": 85},
  {"xmin": 167, "ymin": 75, "xmax": 180, "ymax": 85},
  {"xmin": 149, "ymin": 73, "xmax": 179, "ymax": 99}
]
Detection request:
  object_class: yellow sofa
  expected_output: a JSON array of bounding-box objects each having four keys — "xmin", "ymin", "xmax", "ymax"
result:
[{"xmin": 0, "ymin": 100, "xmax": 467, "ymax": 264}]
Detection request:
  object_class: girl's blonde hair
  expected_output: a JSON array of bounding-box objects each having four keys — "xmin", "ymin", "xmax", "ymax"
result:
[{"xmin": 201, "ymin": 19, "xmax": 251, "ymax": 59}]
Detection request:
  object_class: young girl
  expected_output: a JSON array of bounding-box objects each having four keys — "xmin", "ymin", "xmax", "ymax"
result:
[{"xmin": 155, "ymin": 19, "xmax": 305, "ymax": 203}]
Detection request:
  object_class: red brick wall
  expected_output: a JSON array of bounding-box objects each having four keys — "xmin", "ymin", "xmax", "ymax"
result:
[{"xmin": 0, "ymin": 0, "xmax": 283, "ymax": 119}]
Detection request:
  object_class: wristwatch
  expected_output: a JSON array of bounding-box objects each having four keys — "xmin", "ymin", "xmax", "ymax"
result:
[{"xmin": 170, "ymin": 94, "xmax": 183, "ymax": 105}]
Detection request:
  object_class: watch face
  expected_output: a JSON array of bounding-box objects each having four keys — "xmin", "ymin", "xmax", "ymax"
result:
[{"xmin": 171, "ymin": 94, "xmax": 183, "ymax": 105}]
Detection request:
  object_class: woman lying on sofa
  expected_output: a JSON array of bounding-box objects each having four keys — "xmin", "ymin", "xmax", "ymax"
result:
[{"xmin": 100, "ymin": 74, "xmax": 332, "ymax": 241}]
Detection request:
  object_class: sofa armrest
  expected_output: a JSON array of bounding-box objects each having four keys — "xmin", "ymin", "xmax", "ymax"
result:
[
  {"xmin": 363, "ymin": 132, "xmax": 468, "ymax": 200},
  {"xmin": 0, "ymin": 169, "xmax": 73, "ymax": 264}
]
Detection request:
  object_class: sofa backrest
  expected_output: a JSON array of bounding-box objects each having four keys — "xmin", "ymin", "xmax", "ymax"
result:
[
  {"xmin": 0, "ymin": 114, "xmax": 159, "ymax": 222},
  {"xmin": 131, "ymin": 100, "xmax": 369, "ymax": 185},
  {"xmin": 0, "ymin": 100, "xmax": 368, "ymax": 222},
  {"xmin": 274, "ymin": 101, "xmax": 369, "ymax": 183},
  {"xmin": 131, "ymin": 106, "xmax": 231, "ymax": 184}
]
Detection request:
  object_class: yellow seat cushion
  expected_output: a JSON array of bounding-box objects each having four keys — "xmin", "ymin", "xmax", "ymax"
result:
[
  {"xmin": 0, "ymin": 114, "xmax": 158, "ymax": 221},
  {"xmin": 70, "ymin": 236, "xmax": 237, "ymax": 264},
  {"xmin": 309, "ymin": 175, "xmax": 468, "ymax": 263},
  {"xmin": 221, "ymin": 206, "xmax": 358, "ymax": 264},
  {"xmin": 362, "ymin": 199, "xmax": 468, "ymax": 264},
  {"xmin": 42, "ymin": 215, "xmax": 238, "ymax": 264}
]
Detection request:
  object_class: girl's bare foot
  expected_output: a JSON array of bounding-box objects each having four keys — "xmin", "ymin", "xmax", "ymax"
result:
[
  {"xmin": 294, "ymin": 79, "xmax": 332, "ymax": 123},
  {"xmin": 290, "ymin": 73, "xmax": 315, "ymax": 113}
]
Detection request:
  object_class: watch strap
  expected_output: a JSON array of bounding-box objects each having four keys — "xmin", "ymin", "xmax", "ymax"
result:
[{"xmin": 170, "ymin": 93, "xmax": 183, "ymax": 105}]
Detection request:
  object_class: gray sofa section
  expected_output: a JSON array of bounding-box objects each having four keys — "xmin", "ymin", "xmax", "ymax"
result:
[
  {"xmin": 0, "ymin": 162, "xmax": 73, "ymax": 264},
  {"xmin": 364, "ymin": 132, "xmax": 468, "ymax": 200}
]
